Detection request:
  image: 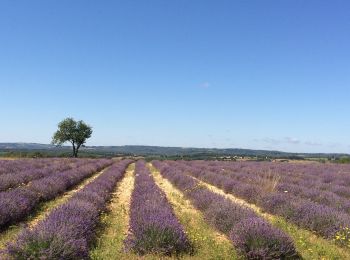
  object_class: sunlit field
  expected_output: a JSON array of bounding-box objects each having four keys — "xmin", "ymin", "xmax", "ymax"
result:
[{"xmin": 0, "ymin": 158, "xmax": 349, "ymax": 259}]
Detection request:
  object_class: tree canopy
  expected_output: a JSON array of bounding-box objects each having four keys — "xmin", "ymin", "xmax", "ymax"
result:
[{"xmin": 52, "ymin": 118, "xmax": 92, "ymax": 157}]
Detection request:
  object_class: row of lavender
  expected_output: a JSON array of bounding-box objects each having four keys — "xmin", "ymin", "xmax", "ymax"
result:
[
  {"xmin": 0, "ymin": 159, "xmax": 113, "ymax": 230},
  {"xmin": 2, "ymin": 159, "xmax": 132, "ymax": 259},
  {"xmin": 125, "ymin": 160, "xmax": 192, "ymax": 256},
  {"xmin": 0, "ymin": 158, "xmax": 93, "ymax": 192},
  {"xmin": 185, "ymin": 160, "xmax": 350, "ymax": 218},
  {"xmin": 153, "ymin": 161, "xmax": 298, "ymax": 259},
  {"xmin": 184, "ymin": 161, "xmax": 350, "ymax": 214},
  {"xmin": 194, "ymin": 161, "xmax": 350, "ymax": 199},
  {"xmin": 171, "ymin": 160, "xmax": 350, "ymax": 246},
  {"xmin": 0, "ymin": 158, "xmax": 57, "ymax": 175}
]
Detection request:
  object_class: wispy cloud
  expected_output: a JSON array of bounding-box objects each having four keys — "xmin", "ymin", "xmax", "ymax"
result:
[
  {"xmin": 285, "ymin": 137, "xmax": 300, "ymax": 144},
  {"xmin": 261, "ymin": 137, "xmax": 281, "ymax": 145},
  {"xmin": 199, "ymin": 81, "xmax": 210, "ymax": 89},
  {"xmin": 305, "ymin": 141, "xmax": 322, "ymax": 146},
  {"xmin": 328, "ymin": 143, "xmax": 341, "ymax": 148},
  {"xmin": 256, "ymin": 137, "xmax": 310, "ymax": 145}
]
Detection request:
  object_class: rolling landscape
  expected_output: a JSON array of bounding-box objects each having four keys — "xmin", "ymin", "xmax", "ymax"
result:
[
  {"xmin": 1, "ymin": 1, "xmax": 350, "ymax": 259},
  {"xmin": 1, "ymin": 143, "xmax": 349, "ymax": 160},
  {"xmin": 1, "ymin": 157, "xmax": 350, "ymax": 259}
]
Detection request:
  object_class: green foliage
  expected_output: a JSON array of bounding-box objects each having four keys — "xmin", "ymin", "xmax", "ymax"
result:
[
  {"xmin": 52, "ymin": 118, "xmax": 92, "ymax": 157},
  {"xmin": 336, "ymin": 157, "xmax": 350, "ymax": 164}
]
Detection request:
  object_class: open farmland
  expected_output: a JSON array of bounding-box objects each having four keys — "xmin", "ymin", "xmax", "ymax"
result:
[{"xmin": 0, "ymin": 158, "xmax": 350, "ymax": 259}]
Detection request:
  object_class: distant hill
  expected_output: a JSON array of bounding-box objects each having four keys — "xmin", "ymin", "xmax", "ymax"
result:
[
  {"xmin": 0, "ymin": 143, "xmax": 348, "ymax": 159},
  {"xmin": 0, "ymin": 143, "xmax": 57, "ymax": 149}
]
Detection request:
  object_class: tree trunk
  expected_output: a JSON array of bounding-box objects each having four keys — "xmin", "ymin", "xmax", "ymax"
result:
[
  {"xmin": 75, "ymin": 144, "xmax": 81, "ymax": 158},
  {"xmin": 72, "ymin": 144, "xmax": 77, "ymax": 158}
]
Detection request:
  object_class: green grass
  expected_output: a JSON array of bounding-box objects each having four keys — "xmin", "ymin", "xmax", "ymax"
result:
[{"xmin": 270, "ymin": 217, "xmax": 350, "ymax": 260}]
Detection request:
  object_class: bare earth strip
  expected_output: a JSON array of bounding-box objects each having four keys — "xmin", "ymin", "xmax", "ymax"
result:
[
  {"xmin": 0, "ymin": 165, "xmax": 110, "ymax": 250},
  {"xmin": 149, "ymin": 164, "xmax": 238, "ymax": 260},
  {"xmin": 90, "ymin": 163, "xmax": 136, "ymax": 260},
  {"xmin": 191, "ymin": 175, "xmax": 350, "ymax": 260}
]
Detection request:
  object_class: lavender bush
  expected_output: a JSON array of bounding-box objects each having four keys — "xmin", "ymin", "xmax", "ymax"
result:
[
  {"xmin": 3, "ymin": 159, "xmax": 132, "ymax": 259},
  {"xmin": 230, "ymin": 217, "xmax": 297, "ymax": 259},
  {"xmin": 126, "ymin": 160, "xmax": 192, "ymax": 256},
  {"xmin": 0, "ymin": 158, "xmax": 90, "ymax": 192},
  {"xmin": 0, "ymin": 159, "xmax": 112, "ymax": 229},
  {"xmin": 170, "ymin": 160, "xmax": 350, "ymax": 242},
  {"xmin": 0, "ymin": 159, "xmax": 55, "ymax": 175},
  {"xmin": 153, "ymin": 161, "xmax": 298, "ymax": 259}
]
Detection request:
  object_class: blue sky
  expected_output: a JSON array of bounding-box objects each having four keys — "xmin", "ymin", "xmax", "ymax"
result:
[{"xmin": 1, "ymin": 1, "xmax": 349, "ymax": 153}]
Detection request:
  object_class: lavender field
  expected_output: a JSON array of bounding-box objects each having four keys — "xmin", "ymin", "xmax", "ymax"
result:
[{"xmin": 0, "ymin": 158, "xmax": 350, "ymax": 259}]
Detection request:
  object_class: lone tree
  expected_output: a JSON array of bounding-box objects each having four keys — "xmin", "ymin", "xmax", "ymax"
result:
[{"xmin": 52, "ymin": 118, "xmax": 92, "ymax": 157}]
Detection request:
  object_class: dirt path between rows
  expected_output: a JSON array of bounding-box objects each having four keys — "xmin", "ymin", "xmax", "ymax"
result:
[{"xmin": 90, "ymin": 163, "xmax": 136, "ymax": 260}]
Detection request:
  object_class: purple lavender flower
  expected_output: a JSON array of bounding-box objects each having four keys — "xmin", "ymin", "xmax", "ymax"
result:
[
  {"xmin": 230, "ymin": 217, "xmax": 298, "ymax": 259},
  {"xmin": 0, "ymin": 159, "xmax": 113, "ymax": 229},
  {"xmin": 4, "ymin": 160, "xmax": 132, "ymax": 259},
  {"xmin": 153, "ymin": 160, "xmax": 298, "ymax": 259},
  {"xmin": 126, "ymin": 161, "xmax": 192, "ymax": 256}
]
